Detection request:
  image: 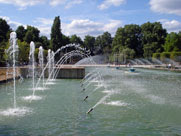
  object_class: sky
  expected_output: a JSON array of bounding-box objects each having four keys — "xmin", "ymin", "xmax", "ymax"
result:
[{"xmin": 0, "ymin": 0, "xmax": 181, "ymax": 39}]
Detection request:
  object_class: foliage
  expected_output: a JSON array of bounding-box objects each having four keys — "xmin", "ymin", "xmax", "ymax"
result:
[
  {"xmin": 160, "ymin": 52, "xmax": 171, "ymax": 61},
  {"xmin": 95, "ymin": 32, "xmax": 112, "ymax": 54},
  {"xmin": 16, "ymin": 26, "xmax": 26, "ymax": 41},
  {"xmin": 152, "ymin": 53, "xmax": 161, "ymax": 59},
  {"xmin": 0, "ymin": 18, "xmax": 10, "ymax": 43},
  {"xmin": 70, "ymin": 34, "xmax": 83, "ymax": 45},
  {"xmin": 50, "ymin": 16, "xmax": 62, "ymax": 52},
  {"xmin": 141, "ymin": 22, "xmax": 167, "ymax": 57},
  {"xmin": 18, "ymin": 40, "xmax": 30, "ymax": 65},
  {"xmin": 170, "ymin": 52, "xmax": 181, "ymax": 61},
  {"xmin": 163, "ymin": 32, "xmax": 181, "ymax": 52},
  {"xmin": 24, "ymin": 26, "xmax": 40, "ymax": 43},
  {"xmin": 122, "ymin": 48, "xmax": 135, "ymax": 59},
  {"xmin": 84, "ymin": 35, "xmax": 95, "ymax": 55},
  {"xmin": 62, "ymin": 34, "xmax": 70, "ymax": 47},
  {"xmin": 112, "ymin": 24, "xmax": 142, "ymax": 56}
]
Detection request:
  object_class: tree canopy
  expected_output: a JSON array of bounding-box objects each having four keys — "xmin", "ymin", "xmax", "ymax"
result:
[{"xmin": 50, "ymin": 16, "xmax": 62, "ymax": 52}]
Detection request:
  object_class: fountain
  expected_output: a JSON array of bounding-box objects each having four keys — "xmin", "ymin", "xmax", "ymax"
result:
[
  {"xmin": 38, "ymin": 46, "xmax": 45, "ymax": 90},
  {"xmin": 1, "ymin": 33, "xmax": 181, "ymax": 135},
  {"xmin": 0, "ymin": 32, "xmax": 32, "ymax": 116},
  {"xmin": 22, "ymin": 42, "xmax": 42, "ymax": 101}
]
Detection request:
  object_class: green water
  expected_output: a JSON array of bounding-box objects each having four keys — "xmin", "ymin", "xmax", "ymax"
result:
[{"xmin": 0, "ymin": 67, "xmax": 181, "ymax": 136}]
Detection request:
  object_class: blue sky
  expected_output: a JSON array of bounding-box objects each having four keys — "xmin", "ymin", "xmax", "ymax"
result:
[{"xmin": 0, "ymin": 0, "xmax": 181, "ymax": 38}]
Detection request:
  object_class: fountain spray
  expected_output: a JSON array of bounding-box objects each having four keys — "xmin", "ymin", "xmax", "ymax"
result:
[
  {"xmin": 9, "ymin": 32, "xmax": 19, "ymax": 108},
  {"xmin": 29, "ymin": 42, "xmax": 35, "ymax": 96},
  {"xmin": 38, "ymin": 46, "xmax": 44, "ymax": 88}
]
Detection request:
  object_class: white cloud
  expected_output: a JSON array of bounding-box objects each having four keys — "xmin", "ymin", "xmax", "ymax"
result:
[
  {"xmin": 34, "ymin": 18, "xmax": 53, "ymax": 26},
  {"xmin": 49, "ymin": 0, "xmax": 66, "ymax": 6},
  {"xmin": 98, "ymin": 0, "xmax": 126, "ymax": 10},
  {"xmin": 159, "ymin": 19, "xmax": 181, "ymax": 33},
  {"xmin": 0, "ymin": 0, "xmax": 82, "ymax": 9},
  {"xmin": 0, "ymin": 16, "xmax": 122, "ymax": 39},
  {"xmin": 0, "ymin": 0, "xmax": 45, "ymax": 9},
  {"xmin": 150, "ymin": 0, "xmax": 181, "ymax": 16},
  {"xmin": 62, "ymin": 19, "xmax": 122, "ymax": 38},
  {"xmin": 65, "ymin": 0, "xmax": 82, "ymax": 9},
  {"xmin": 38, "ymin": 26, "xmax": 51, "ymax": 37},
  {"xmin": 0, "ymin": 16, "xmax": 25, "ymax": 30},
  {"xmin": 49, "ymin": 0, "xmax": 82, "ymax": 8}
]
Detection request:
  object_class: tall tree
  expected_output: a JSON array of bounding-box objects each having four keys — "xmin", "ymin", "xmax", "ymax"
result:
[
  {"xmin": 16, "ymin": 25, "xmax": 26, "ymax": 41},
  {"xmin": 50, "ymin": 16, "xmax": 62, "ymax": 52},
  {"xmin": 141, "ymin": 22, "xmax": 167, "ymax": 58},
  {"xmin": 0, "ymin": 18, "xmax": 10, "ymax": 43}
]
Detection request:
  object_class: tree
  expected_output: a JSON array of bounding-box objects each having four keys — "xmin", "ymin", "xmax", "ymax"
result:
[
  {"xmin": 18, "ymin": 40, "xmax": 29, "ymax": 64},
  {"xmin": 62, "ymin": 34, "xmax": 70, "ymax": 46},
  {"xmin": 16, "ymin": 26, "xmax": 26, "ymax": 41},
  {"xmin": 24, "ymin": 26, "xmax": 40, "ymax": 43},
  {"xmin": 39, "ymin": 36, "xmax": 50, "ymax": 50},
  {"xmin": 112, "ymin": 24, "xmax": 142, "ymax": 57},
  {"xmin": 122, "ymin": 48, "xmax": 135, "ymax": 60},
  {"xmin": 95, "ymin": 32, "xmax": 112, "ymax": 54},
  {"xmin": 50, "ymin": 16, "xmax": 62, "ymax": 52},
  {"xmin": 0, "ymin": 18, "xmax": 10, "ymax": 43},
  {"xmin": 84, "ymin": 35, "xmax": 95, "ymax": 55},
  {"xmin": 70, "ymin": 34, "xmax": 83, "ymax": 45},
  {"xmin": 163, "ymin": 32, "xmax": 181, "ymax": 52},
  {"xmin": 141, "ymin": 22, "xmax": 167, "ymax": 58}
]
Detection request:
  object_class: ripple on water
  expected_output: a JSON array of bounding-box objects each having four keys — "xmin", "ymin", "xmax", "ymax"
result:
[
  {"xmin": 0, "ymin": 107, "xmax": 33, "ymax": 116},
  {"xmin": 104, "ymin": 101, "xmax": 129, "ymax": 107},
  {"xmin": 35, "ymin": 87, "xmax": 48, "ymax": 91},
  {"xmin": 146, "ymin": 95, "xmax": 165, "ymax": 105},
  {"xmin": 46, "ymin": 82, "xmax": 56, "ymax": 85},
  {"xmin": 22, "ymin": 95, "xmax": 43, "ymax": 101},
  {"xmin": 102, "ymin": 90, "xmax": 120, "ymax": 94}
]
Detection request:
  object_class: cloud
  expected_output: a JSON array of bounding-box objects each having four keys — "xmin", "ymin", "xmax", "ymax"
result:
[
  {"xmin": 65, "ymin": 0, "xmax": 82, "ymax": 9},
  {"xmin": 1, "ymin": 16, "xmax": 122, "ymax": 39},
  {"xmin": 49, "ymin": 0, "xmax": 66, "ymax": 6},
  {"xmin": 159, "ymin": 19, "xmax": 181, "ymax": 33},
  {"xmin": 0, "ymin": 16, "xmax": 25, "ymax": 30},
  {"xmin": 150, "ymin": 0, "xmax": 181, "ymax": 15},
  {"xmin": 62, "ymin": 19, "xmax": 122, "ymax": 38},
  {"xmin": 0, "ymin": 0, "xmax": 45, "ymax": 9},
  {"xmin": 34, "ymin": 18, "xmax": 53, "ymax": 26},
  {"xmin": 49, "ymin": 0, "xmax": 82, "ymax": 8},
  {"xmin": 98, "ymin": 0, "xmax": 126, "ymax": 10}
]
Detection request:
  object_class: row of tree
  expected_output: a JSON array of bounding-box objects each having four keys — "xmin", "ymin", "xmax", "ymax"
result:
[{"xmin": 0, "ymin": 16, "xmax": 181, "ymax": 66}]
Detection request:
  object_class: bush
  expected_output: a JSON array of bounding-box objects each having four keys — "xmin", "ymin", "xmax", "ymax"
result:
[
  {"xmin": 152, "ymin": 53, "xmax": 161, "ymax": 59},
  {"xmin": 170, "ymin": 52, "xmax": 181, "ymax": 61},
  {"xmin": 160, "ymin": 52, "xmax": 171, "ymax": 61}
]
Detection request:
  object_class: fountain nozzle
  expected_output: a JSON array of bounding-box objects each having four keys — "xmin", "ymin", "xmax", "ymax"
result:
[
  {"xmin": 86, "ymin": 108, "xmax": 93, "ymax": 114},
  {"xmin": 84, "ymin": 96, "xmax": 88, "ymax": 101}
]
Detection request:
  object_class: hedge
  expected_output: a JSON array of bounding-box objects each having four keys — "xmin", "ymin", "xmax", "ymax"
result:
[{"xmin": 152, "ymin": 52, "xmax": 181, "ymax": 62}]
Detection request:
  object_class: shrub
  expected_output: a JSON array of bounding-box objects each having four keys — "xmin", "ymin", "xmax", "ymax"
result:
[
  {"xmin": 152, "ymin": 53, "xmax": 161, "ymax": 59},
  {"xmin": 160, "ymin": 52, "xmax": 171, "ymax": 60},
  {"xmin": 170, "ymin": 52, "xmax": 181, "ymax": 61}
]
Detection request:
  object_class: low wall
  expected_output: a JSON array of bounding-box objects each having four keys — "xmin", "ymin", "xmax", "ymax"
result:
[
  {"xmin": 0, "ymin": 67, "xmax": 20, "ymax": 83},
  {"xmin": 19, "ymin": 66, "xmax": 85, "ymax": 79},
  {"xmin": 55, "ymin": 67, "xmax": 85, "ymax": 79}
]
